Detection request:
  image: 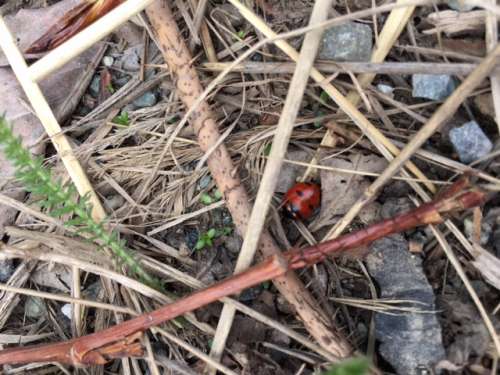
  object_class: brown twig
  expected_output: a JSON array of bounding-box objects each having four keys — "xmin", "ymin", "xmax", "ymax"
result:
[
  {"xmin": 144, "ymin": 0, "xmax": 351, "ymax": 358},
  {"xmin": 0, "ymin": 178, "xmax": 488, "ymax": 366}
]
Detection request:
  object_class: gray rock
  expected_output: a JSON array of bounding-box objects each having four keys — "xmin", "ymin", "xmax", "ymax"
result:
[
  {"xmin": 61, "ymin": 303, "xmax": 72, "ymax": 319},
  {"xmin": 412, "ymin": 74, "xmax": 456, "ymax": 100},
  {"xmin": 318, "ymin": 22, "xmax": 372, "ymax": 61},
  {"xmin": 446, "ymin": 0, "xmax": 475, "ymax": 11},
  {"xmin": 25, "ymin": 297, "xmax": 46, "ymax": 318},
  {"xmin": 377, "ymin": 84, "xmax": 394, "ymax": 96},
  {"xmin": 198, "ymin": 174, "xmax": 212, "ymax": 190},
  {"xmin": 121, "ymin": 47, "xmax": 141, "ymax": 71},
  {"xmin": 133, "ymin": 91, "xmax": 157, "ymax": 108},
  {"xmin": 449, "ymin": 121, "xmax": 493, "ymax": 163},
  {"xmin": 366, "ymin": 234, "xmax": 445, "ymax": 375},
  {"xmin": 0, "ymin": 260, "xmax": 14, "ymax": 282},
  {"xmin": 102, "ymin": 55, "xmax": 114, "ymax": 67},
  {"xmin": 89, "ymin": 75, "xmax": 101, "ymax": 98}
]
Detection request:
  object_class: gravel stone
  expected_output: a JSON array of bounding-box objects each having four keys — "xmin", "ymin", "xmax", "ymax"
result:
[
  {"xmin": 318, "ymin": 22, "xmax": 372, "ymax": 61},
  {"xmin": 449, "ymin": 121, "xmax": 493, "ymax": 163},
  {"xmin": 412, "ymin": 74, "xmax": 456, "ymax": 100}
]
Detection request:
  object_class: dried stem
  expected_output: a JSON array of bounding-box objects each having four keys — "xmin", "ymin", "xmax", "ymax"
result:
[{"xmin": 0, "ymin": 178, "xmax": 487, "ymax": 366}]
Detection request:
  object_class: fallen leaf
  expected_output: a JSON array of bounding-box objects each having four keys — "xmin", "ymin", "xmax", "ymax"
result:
[
  {"xmin": 0, "ymin": 0, "xmax": 81, "ymax": 66},
  {"xmin": 315, "ymin": 153, "xmax": 387, "ymax": 228}
]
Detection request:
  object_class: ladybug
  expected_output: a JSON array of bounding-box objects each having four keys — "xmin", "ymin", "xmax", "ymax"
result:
[{"xmin": 283, "ymin": 182, "xmax": 321, "ymax": 220}]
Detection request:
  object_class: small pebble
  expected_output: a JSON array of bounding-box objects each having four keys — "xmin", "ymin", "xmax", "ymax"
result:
[
  {"xmin": 198, "ymin": 175, "xmax": 212, "ymax": 190},
  {"xmin": 89, "ymin": 75, "xmax": 101, "ymax": 98},
  {"xmin": 121, "ymin": 48, "xmax": 141, "ymax": 71},
  {"xmin": 377, "ymin": 84, "xmax": 394, "ymax": 96},
  {"xmin": 412, "ymin": 74, "xmax": 456, "ymax": 100},
  {"xmin": 463, "ymin": 217, "xmax": 492, "ymax": 245},
  {"xmin": 449, "ymin": 121, "xmax": 493, "ymax": 163},
  {"xmin": 133, "ymin": 91, "xmax": 157, "ymax": 108},
  {"xmin": 446, "ymin": 0, "xmax": 475, "ymax": 11},
  {"xmin": 102, "ymin": 56, "xmax": 114, "ymax": 67},
  {"xmin": 61, "ymin": 304, "xmax": 72, "ymax": 319},
  {"xmin": 25, "ymin": 297, "xmax": 46, "ymax": 318},
  {"xmin": 318, "ymin": 22, "xmax": 373, "ymax": 61}
]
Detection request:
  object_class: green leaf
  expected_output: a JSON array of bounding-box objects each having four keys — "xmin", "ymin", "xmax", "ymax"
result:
[
  {"xmin": 195, "ymin": 238, "xmax": 206, "ymax": 250},
  {"xmin": 323, "ymin": 358, "xmax": 370, "ymax": 375},
  {"xmin": 213, "ymin": 189, "xmax": 223, "ymax": 200},
  {"xmin": 112, "ymin": 111, "xmax": 130, "ymax": 126},
  {"xmin": 236, "ymin": 30, "xmax": 246, "ymax": 39},
  {"xmin": 207, "ymin": 228, "xmax": 217, "ymax": 239},
  {"xmin": 200, "ymin": 193, "xmax": 213, "ymax": 205}
]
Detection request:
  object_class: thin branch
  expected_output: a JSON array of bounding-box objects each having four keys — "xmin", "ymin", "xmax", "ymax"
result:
[{"xmin": 201, "ymin": 61, "xmax": 499, "ymax": 76}]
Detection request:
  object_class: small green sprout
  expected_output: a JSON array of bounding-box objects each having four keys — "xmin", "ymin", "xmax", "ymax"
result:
[
  {"xmin": 200, "ymin": 189, "xmax": 223, "ymax": 205},
  {"xmin": 236, "ymin": 30, "xmax": 246, "ymax": 39},
  {"xmin": 195, "ymin": 228, "xmax": 217, "ymax": 250},
  {"xmin": 323, "ymin": 357, "xmax": 369, "ymax": 375},
  {"xmin": 113, "ymin": 111, "xmax": 130, "ymax": 126},
  {"xmin": 194, "ymin": 226, "xmax": 233, "ymax": 251},
  {"xmin": 200, "ymin": 193, "xmax": 214, "ymax": 205},
  {"xmin": 213, "ymin": 189, "xmax": 223, "ymax": 200},
  {"xmin": 106, "ymin": 83, "xmax": 115, "ymax": 94}
]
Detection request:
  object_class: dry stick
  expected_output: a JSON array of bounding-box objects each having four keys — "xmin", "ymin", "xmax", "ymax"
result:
[
  {"xmin": 207, "ymin": 0, "xmax": 344, "ymax": 369},
  {"xmin": 0, "ymin": 179, "xmax": 487, "ymax": 366},
  {"xmin": 322, "ymin": 44, "xmax": 500, "ymax": 242},
  {"xmin": 144, "ymin": 0, "xmax": 348, "ymax": 358},
  {"xmin": 202, "ymin": 61, "xmax": 499, "ymax": 76},
  {"xmin": 225, "ymin": 0, "xmax": 436, "ymax": 195}
]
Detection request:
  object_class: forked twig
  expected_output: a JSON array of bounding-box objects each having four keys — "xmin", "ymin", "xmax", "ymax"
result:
[{"xmin": 0, "ymin": 177, "xmax": 489, "ymax": 366}]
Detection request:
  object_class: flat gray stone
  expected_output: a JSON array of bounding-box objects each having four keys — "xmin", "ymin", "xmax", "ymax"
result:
[
  {"xmin": 133, "ymin": 91, "xmax": 157, "ymax": 108},
  {"xmin": 318, "ymin": 22, "xmax": 372, "ymax": 61},
  {"xmin": 366, "ymin": 233, "xmax": 445, "ymax": 375},
  {"xmin": 449, "ymin": 121, "xmax": 493, "ymax": 163},
  {"xmin": 412, "ymin": 74, "xmax": 456, "ymax": 100}
]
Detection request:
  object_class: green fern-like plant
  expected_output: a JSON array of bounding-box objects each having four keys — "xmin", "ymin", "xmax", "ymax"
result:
[{"xmin": 0, "ymin": 116, "xmax": 161, "ymax": 289}]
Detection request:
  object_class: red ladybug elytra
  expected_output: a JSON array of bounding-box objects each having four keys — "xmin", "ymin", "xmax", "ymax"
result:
[{"xmin": 283, "ymin": 182, "xmax": 321, "ymax": 220}]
